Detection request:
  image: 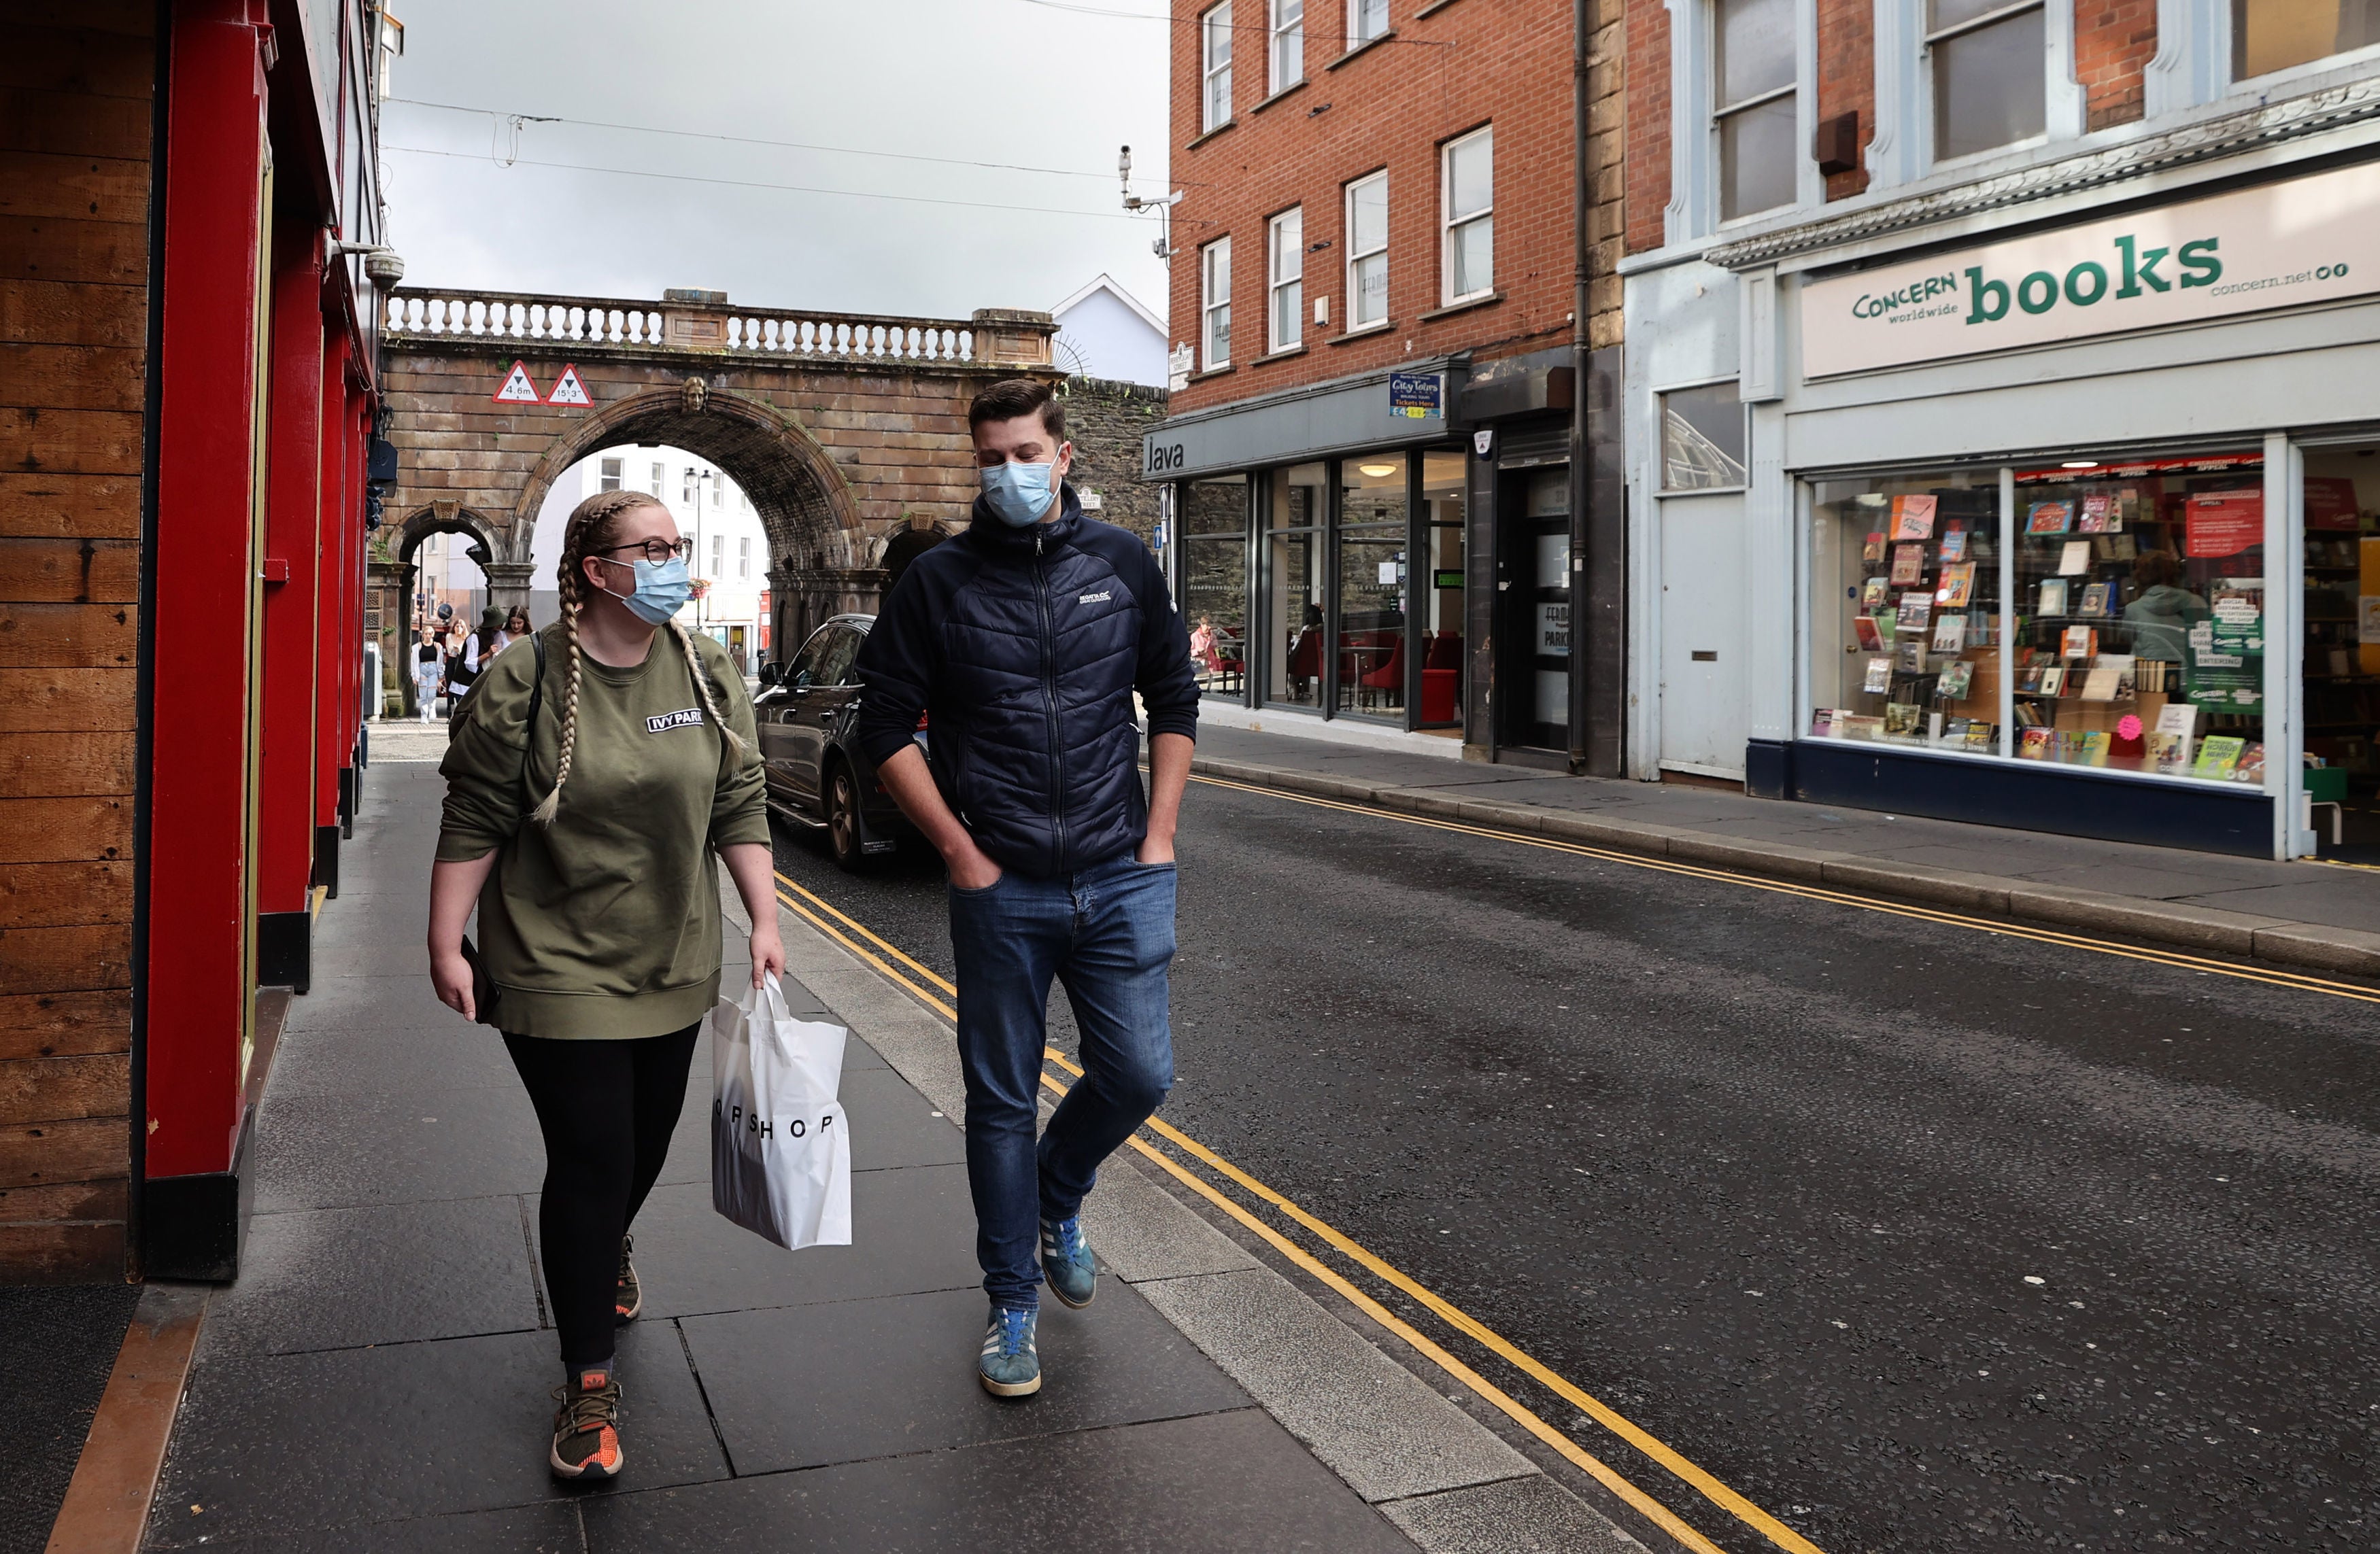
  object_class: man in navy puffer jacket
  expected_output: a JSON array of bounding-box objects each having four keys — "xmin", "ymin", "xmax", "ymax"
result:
[{"xmin": 851, "ymin": 378, "xmax": 1198, "ymax": 1399}]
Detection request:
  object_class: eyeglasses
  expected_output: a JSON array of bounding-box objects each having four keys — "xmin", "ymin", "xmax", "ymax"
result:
[{"xmin": 600, "ymin": 538, "xmax": 693, "ymax": 565}]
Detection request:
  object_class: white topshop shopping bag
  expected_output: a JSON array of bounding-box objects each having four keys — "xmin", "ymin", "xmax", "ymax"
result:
[{"xmin": 709, "ymin": 974, "xmax": 852, "ymax": 1249}]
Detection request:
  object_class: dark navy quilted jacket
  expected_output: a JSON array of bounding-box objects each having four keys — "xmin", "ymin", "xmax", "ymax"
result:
[{"xmin": 851, "ymin": 485, "xmax": 1200, "ymax": 878}]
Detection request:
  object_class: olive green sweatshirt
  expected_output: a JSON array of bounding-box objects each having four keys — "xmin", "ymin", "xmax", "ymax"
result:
[{"xmin": 437, "ymin": 622, "xmax": 770, "ymax": 1040}]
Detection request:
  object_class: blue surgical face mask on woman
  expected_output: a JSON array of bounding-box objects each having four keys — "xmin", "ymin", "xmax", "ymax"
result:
[
  {"xmin": 981, "ymin": 457, "xmax": 1060, "ymax": 528},
  {"xmin": 600, "ymin": 555, "xmax": 693, "ymax": 625}
]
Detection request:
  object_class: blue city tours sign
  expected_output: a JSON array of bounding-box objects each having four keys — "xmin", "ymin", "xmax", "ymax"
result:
[
  {"xmin": 1799, "ymin": 161, "xmax": 2380, "ymax": 378},
  {"xmin": 1388, "ymin": 370, "xmax": 1445, "ymax": 419}
]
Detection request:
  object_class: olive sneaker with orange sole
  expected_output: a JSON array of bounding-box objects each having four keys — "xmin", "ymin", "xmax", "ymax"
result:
[
  {"xmin": 615, "ymin": 1234, "xmax": 642, "ymax": 1324},
  {"xmin": 549, "ymin": 1366, "xmax": 625, "ymax": 1480}
]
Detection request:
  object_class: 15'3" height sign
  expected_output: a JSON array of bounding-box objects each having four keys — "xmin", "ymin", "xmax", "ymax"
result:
[{"xmin": 1800, "ymin": 161, "xmax": 2380, "ymax": 379}]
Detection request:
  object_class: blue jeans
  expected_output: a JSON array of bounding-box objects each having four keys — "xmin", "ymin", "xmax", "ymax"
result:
[{"xmin": 947, "ymin": 852, "xmax": 1177, "ymax": 1311}]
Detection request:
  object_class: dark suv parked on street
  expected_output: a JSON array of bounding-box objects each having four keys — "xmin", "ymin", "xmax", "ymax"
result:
[{"xmin": 755, "ymin": 613, "xmax": 915, "ymax": 870}]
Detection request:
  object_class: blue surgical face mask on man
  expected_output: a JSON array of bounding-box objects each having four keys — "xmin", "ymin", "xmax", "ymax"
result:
[
  {"xmin": 981, "ymin": 455, "xmax": 1061, "ymax": 528},
  {"xmin": 600, "ymin": 555, "xmax": 693, "ymax": 625}
]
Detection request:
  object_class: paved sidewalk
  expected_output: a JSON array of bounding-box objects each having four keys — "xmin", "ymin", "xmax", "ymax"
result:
[
  {"xmin": 1190, "ymin": 725, "xmax": 2380, "ymax": 978},
  {"xmin": 139, "ymin": 761, "xmax": 1585, "ymax": 1552}
]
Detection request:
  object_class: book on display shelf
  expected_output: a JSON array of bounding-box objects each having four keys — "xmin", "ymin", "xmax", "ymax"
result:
[
  {"xmin": 1854, "ymin": 615, "xmax": 1888, "ymax": 651},
  {"xmin": 2019, "ymin": 727, "xmax": 2056, "ymax": 759},
  {"xmin": 1839, "ymin": 714, "xmax": 1886, "ymax": 740},
  {"xmin": 1935, "ymin": 562, "xmax": 1976, "ymax": 606},
  {"xmin": 2111, "ymin": 712, "xmax": 2147, "ymax": 763},
  {"xmin": 1939, "ymin": 526, "xmax": 1968, "ymax": 562},
  {"xmin": 2093, "ymin": 534, "xmax": 2137, "ymax": 562},
  {"xmin": 1933, "ymin": 615, "xmax": 1967, "ymax": 654},
  {"xmin": 2232, "ymin": 743, "xmax": 2266, "ymax": 784},
  {"xmin": 1884, "ymin": 702, "xmax": 1921, "ymax": 738},
  {"xmin": 2077, "ymin": 582, "xmax": 2113, "ymax": 618},
  {"xmin": 2079, "ymin": 666, "xmax": 2124, "ymax": 702},
  {"xmin": 2038, "ymin": 578, "xmax": 2069, "ymax": 616},
  {"xmin": 1811, "ymin": 708, "xmax": 1835, "ymax": 737},
  {"xmin": 1890, "ymin": 544, "xmax": 1926, "ymax": 586},
  {"xmin": 2061, "ymin": 625, "xmax": 2098, "ymax": 659},
  {"xmin": 1964, "ymin": 720, "xmax": 1996, "ymax": 751},
  {"xmin": 1890, "ymin": 494, "xmax": 1937, "ymax": 540},
  {"xmin": 2077, "ymin": 494, "xmax": 2115, "ymax": 533},
  {"xmin": 2067, "ymin": 729, "xmax": 2111, "ymax": 766},
  {"xmin": 1863, "ymin": 656, "xmax": 1892, "ymax": 693},
  {"xmin": 1897, "ymin": 640, "xmax": 1927, "ymax": 674},
  {"xmin": 1896, "ymin": 592, "xmax": 1934, "ymax": 632},
  {"xmin": 2191, "ymin": 735, "xmax": 2246, "ymax": 779},
  {"xmin": 2039, "ymin": 665, "xmax": 2067, "ymax": 696},
  {"xmin": 1937, "ymin": 659, "xmax": 1975, "ymax": 698},
  {"xmin": 1862, "ymin": 576, "xmax": 1890, "ymax": 612},
  {"xmin": 1863, "ymin": 531, "xmax": 1888, "ymax": 565},
  {"xmin": 2027, "ymin": 501, "xmax": 2074, "ymax": 534},
  {"xmin": 2058, "ymin": 539, "xmax": 2092, "ymax": 574},
  {"xmin": 2147, "ymin": 730, "xmax": 2191, "ymax": 773}
]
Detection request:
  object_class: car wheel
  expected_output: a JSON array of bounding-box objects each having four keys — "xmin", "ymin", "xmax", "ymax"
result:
[{"xmin": 828, "ymin": 765, "xmax": 867, "ymax": 873}]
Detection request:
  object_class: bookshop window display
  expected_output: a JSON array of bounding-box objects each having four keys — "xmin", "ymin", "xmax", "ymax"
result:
[{"xmin": 1809, "ymin": 452, "xmax": 2266, "ymax": 787}]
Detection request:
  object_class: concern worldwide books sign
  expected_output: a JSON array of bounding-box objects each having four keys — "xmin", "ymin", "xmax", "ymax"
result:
[{"xmin": 1800, "ymin": 162, "xmax": 2380, "ymax": 379}]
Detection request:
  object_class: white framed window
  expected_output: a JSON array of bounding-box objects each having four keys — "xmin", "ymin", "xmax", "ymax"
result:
[
  {"xmin": 1270, "ymin": 0, "xmax": 1304, "ymax": 91},
  {"xmin": 1441, "ymin": 126, "xmax": 1493, "ymax": 305},
  {"xmin": 683, "ymin": 473, "xmax": 696, "ymax": 506},
  {"xmin": 711, "ymin": 535, "xmax": 724, "ymax": 576},
  {"xmin": 1201, "ymin": 235, "xmax": 1233, "ymax": 370},
  {"xmin": 599, "ymin": 456, "xmax": 622, "ymax": 491},
  {"xmin": 2231, "ymin": 0, "xmax": 2380, "ymax": 78},
  {"xmin": 1268, "ymin": 208, "xmax": 1304, "ymax": 353},
  {"xmin": 738, "ymin": 536, "xmax": 751, "ymax": 580},
  {"xmin": 1926, "ymin": 0, "xmax": 2046, "ymax": 159},
  {"xmin": 649, "ymin": 461, "xmax": 663, "ymax": 496},
  {"xmin": 1348, "ymin": 0, "xmax": 1389, "ymax": 46},
  {"xmin": 1714, "ymin": 0, "xmax": 1797, "ymax": 219},
  {"xmin": 1202, "ymin": 4, "xmax": 1234, "ymax": 131},
  {"xmin": 1345, "ymin": 171, "xmax": 1389, "ymax": 328}
]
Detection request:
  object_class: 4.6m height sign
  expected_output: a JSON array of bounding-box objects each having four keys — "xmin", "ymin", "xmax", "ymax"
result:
[{"xmin": 1800, "ymin": 161, "xmax": 2380, "ymax": 379}]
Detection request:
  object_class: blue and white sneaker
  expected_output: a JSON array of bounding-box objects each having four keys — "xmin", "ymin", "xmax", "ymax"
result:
[
  {"xmin": 978, "ymin": 1305, "xmax": 1041, "ymax": 1398},
  {"xmin": 1040, "ymin": 1215, "xmax": 1098, "ymax": 1309}
]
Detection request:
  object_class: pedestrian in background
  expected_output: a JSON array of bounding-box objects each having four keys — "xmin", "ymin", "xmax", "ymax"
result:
[
  {"xmin": 505, "ymin": 604, "xmax": 534, "ymax": 645},
  {"xmin": 411, "ymin": 628, "xmax": 445, "ymax": 722},
  {"xmin": 426, "ymin": 489, "xmax": 784, "ymax": 1481},
  {"xmin": 445, "ymin": 606, "xmax": 505, "ymax": 706},
  {"xmin": 853, "ymin": 377, "xmax": 1199, "ymax": 1398}
]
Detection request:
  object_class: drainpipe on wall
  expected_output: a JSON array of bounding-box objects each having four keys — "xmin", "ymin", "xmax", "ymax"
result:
[{"xmin": 1567, "ymin": 0, "xmax": 1593, "ymax": 776}]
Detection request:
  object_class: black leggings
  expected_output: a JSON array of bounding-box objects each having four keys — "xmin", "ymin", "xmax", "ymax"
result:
[{"xmin": 505, "ymin": 1023, "xmax": 700, "ymax": 1367}]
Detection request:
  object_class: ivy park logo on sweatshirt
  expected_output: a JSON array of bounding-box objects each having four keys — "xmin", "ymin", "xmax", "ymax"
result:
[{"xmin": 646, "ymin": 708, "xmax": 705, "ymax": 733}]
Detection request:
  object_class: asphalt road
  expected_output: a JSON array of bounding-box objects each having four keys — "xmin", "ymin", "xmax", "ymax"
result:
[{"xmin": 770, "ymin": 778, "xmax": 2380, "ymax": 1554}]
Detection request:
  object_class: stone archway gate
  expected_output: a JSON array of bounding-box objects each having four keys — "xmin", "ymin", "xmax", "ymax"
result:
[{"xmin": 369, "ymin": 286, "xmax": 1059, "ymax": 699}]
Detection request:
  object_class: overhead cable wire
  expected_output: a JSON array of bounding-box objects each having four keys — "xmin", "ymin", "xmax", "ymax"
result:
[
  {"xmin": 380, "ymin": 144, "xmax": 1195, "ymax": 224},
  {"xmin": 1003, "ymin": 0, "xmax": 1451, "ymax": 41},
  {"xmin": 386, "ymin": 96, "xmax": 1191, "ymax": 184}
]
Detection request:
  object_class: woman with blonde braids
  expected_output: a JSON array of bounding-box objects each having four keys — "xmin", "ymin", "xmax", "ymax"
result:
[{"xmin": 426, "ymin": 488, "xmax": 781, "ymax": 1481}]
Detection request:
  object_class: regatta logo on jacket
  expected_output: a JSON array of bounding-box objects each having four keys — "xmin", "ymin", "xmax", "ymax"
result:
[
  {"xmin": 1077, "ymin": 590, "xmax": 1112, "ymax": 604},
  {"xmin": 646, "ymin": 708, "xmax": 705, "ymax": 733}
]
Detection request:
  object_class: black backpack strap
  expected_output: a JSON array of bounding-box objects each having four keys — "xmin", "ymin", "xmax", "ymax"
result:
[{"xmin": 520, "ymin": 632, "xmax": 547, "ymax": 804}]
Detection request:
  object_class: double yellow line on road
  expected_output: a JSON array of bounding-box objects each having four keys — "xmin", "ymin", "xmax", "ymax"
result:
[
  {"xmin": 773, "ymin": 866, "xmax": 1817, "ymax": 1554},
  {"xmin": 772, "ymin": 772, "xmax": 2380, "ymax": 1553}
]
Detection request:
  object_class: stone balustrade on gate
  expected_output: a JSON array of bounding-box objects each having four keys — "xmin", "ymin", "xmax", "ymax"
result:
[{"xmin": 381, "ymin": 286, "xmax": 991, "ymax": 364}]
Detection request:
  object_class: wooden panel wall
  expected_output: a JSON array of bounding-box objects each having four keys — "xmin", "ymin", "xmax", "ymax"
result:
[{"xmin": 0, "ymin": 0, "xmax": 153, "ymax": 1281}]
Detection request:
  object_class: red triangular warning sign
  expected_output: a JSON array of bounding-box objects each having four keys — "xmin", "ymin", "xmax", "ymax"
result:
[
  {"xmin": 545, "ymin": 364, "xmax": 592, "ymax": 407},
  {"xmin": 492, "ymin": 360, "xmax": 541, "ymax": 404}
]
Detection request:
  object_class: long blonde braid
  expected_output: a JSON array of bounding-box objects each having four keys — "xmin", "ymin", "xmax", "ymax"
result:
[
  {"xmin": 528, "ymin": 489, "xmax": 749, "ymax": 826},
  {"xmin": 665, "ymin": 615, "xmax": 749, "ymax": 760}
]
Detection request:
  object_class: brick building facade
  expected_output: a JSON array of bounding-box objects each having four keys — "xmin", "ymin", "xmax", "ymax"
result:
[{"xmin": 1144, "ymin": 0, "xmax": 1629, "ymax": 772}]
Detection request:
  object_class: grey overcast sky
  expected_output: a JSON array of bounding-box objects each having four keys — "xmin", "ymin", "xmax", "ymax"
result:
[{"xmin": 378, "ymin": 0, "xmax": 1175, "ymax": 323}]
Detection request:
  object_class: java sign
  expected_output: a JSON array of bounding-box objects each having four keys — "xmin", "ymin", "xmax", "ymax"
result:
[{"xmin": 1800, "ymin": 162, "xmax": 2380, "ymax": 379}]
